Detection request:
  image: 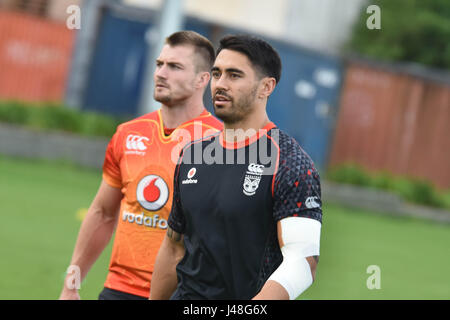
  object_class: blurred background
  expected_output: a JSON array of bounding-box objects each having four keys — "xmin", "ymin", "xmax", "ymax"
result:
[{"xmin": 0, "ymin": 0, "xmax": 449, "ymax": 299}]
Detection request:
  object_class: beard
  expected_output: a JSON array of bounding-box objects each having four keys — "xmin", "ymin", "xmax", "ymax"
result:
[
  {"xmin": 213, "ymin": 85, "xmax": 258, "ymax": 124},
  {"xmin": 154, "ymin": 85, "xmax": 194, "ymax": 107},
  {"xmin": 154, "ymin": 90, "xmax": 171, "ymax": 104}
]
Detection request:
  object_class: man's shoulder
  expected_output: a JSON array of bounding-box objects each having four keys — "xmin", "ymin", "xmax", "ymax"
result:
[
  {"xmin": 105, "ymin": 113, "xmax": 160, "ymax": 144},
  {"xmin": 267, "ymin": 127, "xmax": 304, "ymax": 155},
  {"xmin": 201, "ymin": 113, "xmax": 223, "ymax": 129},
  {"xmin": 116, "ymin": 111, "xmax": 159, "ymax": 131},
  {"xmin": 185, "ymin": 130, "xmax": 220, "ymax": 149},
  {"xmin": 268, "ymin": 127, "xmax": 316, "ymax": 171},
  {"xmin": 189, "ymin": 111, "xmax": 223, "ymax": 131},
  {"xmin": 178, "ymin": 130, "xmax": 220, "ymax": 164}
]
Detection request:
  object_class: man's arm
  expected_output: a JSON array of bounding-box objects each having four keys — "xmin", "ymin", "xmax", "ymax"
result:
[
  {"xmin": 149, "ymin": 227, "xmax": 185, "ymax": 300},
  {"xmin": 252, "ymin": 257, "xmax": 319, "ymax": 300},
  {"xmin": 253, "ymin": 217, "xmax": 321, "ymax": 300},
  {"xmin": 59, "ymin": 179, "xmax": 122, "ymax": 300}
]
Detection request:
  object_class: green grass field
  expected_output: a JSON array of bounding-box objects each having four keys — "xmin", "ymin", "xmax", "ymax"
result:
[{"xmin": 1, "ymin": 155, "xmax": 449, "ymax": 299}]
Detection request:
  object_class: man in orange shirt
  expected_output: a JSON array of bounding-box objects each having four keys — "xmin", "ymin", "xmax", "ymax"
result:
[{"xmin": 59, "ymin": 31, "xmax": 222, "ymax": 300}]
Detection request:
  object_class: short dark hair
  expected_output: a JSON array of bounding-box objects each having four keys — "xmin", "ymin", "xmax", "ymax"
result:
[
  {"xmin": 216, "ymin": 35, "xmax": 282, "ymax": 84},
  {"xmin": 165, "ymin": 30, "xmax": 215, "ymax": 72}
]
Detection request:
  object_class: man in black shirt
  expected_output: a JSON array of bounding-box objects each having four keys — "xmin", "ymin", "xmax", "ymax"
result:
[{"xmin": 150, "ymin": 35, "xmax": 322, "ymax": 300}]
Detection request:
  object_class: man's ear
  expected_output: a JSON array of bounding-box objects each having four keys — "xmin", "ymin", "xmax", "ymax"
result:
[
  {"xmin": 196, "ymin": 71, "xmax": 211, "ymax": 89},
  {"xmin": 258, "ymin": 77, "xmax": 276, "ymax": 99}
]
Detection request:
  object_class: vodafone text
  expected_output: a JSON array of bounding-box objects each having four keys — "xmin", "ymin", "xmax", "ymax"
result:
[{"xmin": 122, "ymin": 211, "xmax": 168, "ymax": 229}]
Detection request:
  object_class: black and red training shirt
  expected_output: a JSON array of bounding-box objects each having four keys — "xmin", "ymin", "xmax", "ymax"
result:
[{"xmin": 168, "ymin": 122, "xmax": 322, "ymax": 300}]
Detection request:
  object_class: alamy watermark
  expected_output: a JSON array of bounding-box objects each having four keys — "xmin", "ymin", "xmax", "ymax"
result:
[
  {"xmin": 366, "ymin": 265, "xmax": 381, "ymax": 290},
  {"xmin": 366, "ymin": 5, "xmax": 381, "ymax": 30},
  {"xmin": 65, "ymin": 265, "xmax": 81, "ymax": 290},
  {"xmin": 66, "ymin": 5, "xmax": 81, "ymax": 30},
  {"xmin": 167, "ymin": 124, "xmax": 280, "ymax": 175},
  {"xmin": 66, "ymin": 4, "xmax": 381, "ymax": 31}
]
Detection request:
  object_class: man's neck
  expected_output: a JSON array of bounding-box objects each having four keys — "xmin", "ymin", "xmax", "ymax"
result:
[
  {"xmin": 160, "ymin": 100, "xmax": 205, "ymax": 129},
  {"xmin": 223, "ymin": 109, "xmax": 270, "ymax": 143}
]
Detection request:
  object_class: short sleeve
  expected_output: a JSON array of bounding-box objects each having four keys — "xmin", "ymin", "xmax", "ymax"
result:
[
  {"xmin": 272, "ymin": 136, "xmax": 322, "ymax": 223},
  {"xmin": 102, "ymin": 131, "xmax": 122, "ymax": 188},
  {"xmin": 167, "ymin": 155, "xmax": 186, "ymax": 234}
]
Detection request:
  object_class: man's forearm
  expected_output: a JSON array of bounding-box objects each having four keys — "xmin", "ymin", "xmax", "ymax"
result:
[
  {"xmin": 66, "ymin": 206, "xmax": 117, "ymax": 282},
  {"xmin": 253, "ymin": 256, "xmax": 318, "ymax": 300},
  {"xmin": 61, "ymin": 180, "xmax": 121, "ymax": 294},
  {"xmin": 150, "ymin": 229, "xmax": 185, "ymax": 300},
  {"xmin": 252, "ymin": 280, "xmax": 289, "ymax": 300},
  {"xmin": 60, "ymin": 208, "xmax": 117, "ymax": 299}
]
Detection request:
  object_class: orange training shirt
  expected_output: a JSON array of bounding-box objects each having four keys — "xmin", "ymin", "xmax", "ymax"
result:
[{"xmin": 102, "ymin": 109, "xmax": 222, "ymax": 297}]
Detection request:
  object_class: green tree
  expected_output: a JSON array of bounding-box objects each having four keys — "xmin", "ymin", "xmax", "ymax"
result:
[{"xmin": 348, "ymin": 0, "xmax": 450, "ymax": 69}]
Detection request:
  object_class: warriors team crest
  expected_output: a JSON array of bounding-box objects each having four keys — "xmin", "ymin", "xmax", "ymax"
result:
[
  {"xmin": 136, "ymin": 175, "xmax": 169, "ymax": 211},
  {"xmin": 243, "ymin": 163, "xmax": 264, "ymax": 196}
]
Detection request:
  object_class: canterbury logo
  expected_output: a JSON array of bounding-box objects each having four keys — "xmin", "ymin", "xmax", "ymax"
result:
[
  {"xmin": 247, "ymin": 163, "xmax": 264, "ymax": 175},
  {"xmin": 305, "ymin": 196, "xmax": 320, "ymax": 209},
  {"xmin": 126, "ymin": 135, "xmax": 149, "ymax": 151}
]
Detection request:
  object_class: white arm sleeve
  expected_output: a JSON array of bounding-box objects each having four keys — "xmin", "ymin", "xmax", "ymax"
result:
[{"xmin": 268, "ymin": 217, "xmax": 321, "ymax": 300}]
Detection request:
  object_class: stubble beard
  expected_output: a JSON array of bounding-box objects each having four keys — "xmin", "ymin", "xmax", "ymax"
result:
[
  {"xmin": 154, "ymin": 89, "xmax": 171, "ymax": 104},
  {"xmin": 154, "ymin": 81, "xmax": 196, "ymax": 107},
  {"xmin": 214, "ymin": 85, "xmax": 258, "ymax": 124}
]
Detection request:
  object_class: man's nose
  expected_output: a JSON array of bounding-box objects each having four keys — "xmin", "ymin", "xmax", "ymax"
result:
[
  {"xmin": 213, "ymin": 75, "xmax": 228, "ymax": 91},
  {"xmin": 155, "ymin": 64, "xmax": 167, "ymax": 79}
]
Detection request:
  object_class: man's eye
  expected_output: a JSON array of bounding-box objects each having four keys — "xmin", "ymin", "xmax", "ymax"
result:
[
  {"xmin": 212, "ymin": 72, "xmax": 220, "ymax": 78},
  {"xmin": 231, "ymin": 73, "xmax": 240, "ymax": 79}
]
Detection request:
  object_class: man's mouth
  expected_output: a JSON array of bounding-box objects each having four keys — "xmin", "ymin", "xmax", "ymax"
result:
[
  {"xmin": 214, "ymin": 94, "xmax": 232, "ymax": 106},
  {"xmin": 156, "ymin": 83, "xmax": 169, "ymax": 89}
]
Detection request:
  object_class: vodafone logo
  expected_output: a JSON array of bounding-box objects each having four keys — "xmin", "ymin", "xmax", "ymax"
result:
[
  {"xmin": 187, "ymin": 167, "xmax": 196, "ymax": 179},
  {"xmin": 126, "ymin": 134, "xmax": 149, "ymax": 151},
  {"xmin": 136, "ymin": 175, "xmax": 169, "ymax": 211}
]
